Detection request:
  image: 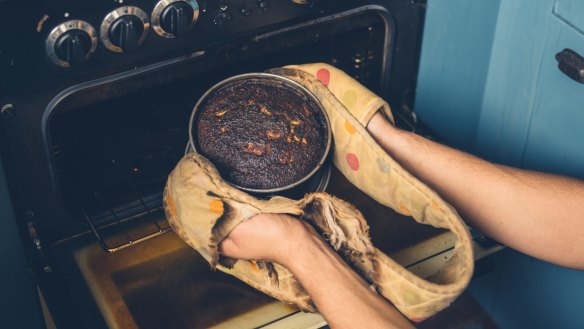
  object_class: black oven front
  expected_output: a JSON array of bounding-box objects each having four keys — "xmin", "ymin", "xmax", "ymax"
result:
[{"xmin": 0, "ymin": 1, "xmax": 429, "ymax": 328}]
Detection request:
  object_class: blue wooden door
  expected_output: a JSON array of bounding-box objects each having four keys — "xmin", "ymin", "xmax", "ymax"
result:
[{"xmin": 522, "ymin": 10, "xmax": 584, "ymax": 179}]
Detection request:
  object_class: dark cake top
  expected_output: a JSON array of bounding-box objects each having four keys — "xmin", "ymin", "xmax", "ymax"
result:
[{"xmin": 194, "ymin": 78, "xmax": 327, "ymax": 190}]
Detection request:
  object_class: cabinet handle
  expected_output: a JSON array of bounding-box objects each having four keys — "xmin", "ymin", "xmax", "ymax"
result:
[{"xmin": 556, "ymin": 48, "xmax": 584, "ymax": 84}]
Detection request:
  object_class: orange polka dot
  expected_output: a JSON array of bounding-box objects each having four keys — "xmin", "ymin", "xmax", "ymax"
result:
[
  {"xmin": 431, "ymin": 201, "xmax": 441, "ymax": 211},
  {"xmin": 399, "ymin": 204, "xmax": 411, "ymax": 216},
  {"xmin": 250, "ymin": 260, "xmax": 260, "ymax": 272},
  {"xmin": 344, "ymin": 120, "xmax": 357, "ymax": 134},
  {"xmin": 316, "ymin": 68, "xmax": 330, "ymax": 86},
  {"xmin": 209, "ymin": 199, "xmax": 224, "ymax": 214},
  {"xmin": 346, "ymin": 153, "xmax": 359, "ymax": 171},
  {"xmin": 342, "ymin": 89, "xmax": 357, "ymax": 111}
]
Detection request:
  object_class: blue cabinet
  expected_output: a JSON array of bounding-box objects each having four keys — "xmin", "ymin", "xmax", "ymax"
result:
[
  {"xmin": 554, "ymin": 0, "xmax": 584, "ymax": 35},
  {"xmin": 473, "ymin": 0, "xmax": 556, "ymax": 166},
  {"xmin": 522, "ymin": 4, "xmax": 584, "ymax": 179},
  {"xmin": 417, "ymin": 1, "xmax": 584, "ymax": 329},
  {"xmin": 415, "ymin": 0, "xmax": 500, "ymax": 151}
]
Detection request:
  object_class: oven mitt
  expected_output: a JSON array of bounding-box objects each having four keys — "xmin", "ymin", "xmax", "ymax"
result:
[
  {"xmin": 164, "ymin": 64, "xmax": 474, "ymax": 321},
  {"xmin": 164, "ymin": 152, "xmax": 377, "ymax": 313},
  {"xmin": 270, "ymin": 64, "xmax": 474, "ymax": 319}
]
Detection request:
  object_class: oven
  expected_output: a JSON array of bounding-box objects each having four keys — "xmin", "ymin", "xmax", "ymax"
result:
[{"xmin": 0, "ymin": 1, "xmax": 499, "ymax": 328}]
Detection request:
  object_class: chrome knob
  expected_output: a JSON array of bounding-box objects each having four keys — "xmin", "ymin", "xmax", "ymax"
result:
[
  {"xmin": 100, "ymin": 6, "xmax": 150, "ymax": 52},
  {"xmin": 152, "ymin": 0, "xmax": 199, "ymax": 38},
  {"xmin": 45, "ymin": 20, "xmax": 97, "ymax": 68}
]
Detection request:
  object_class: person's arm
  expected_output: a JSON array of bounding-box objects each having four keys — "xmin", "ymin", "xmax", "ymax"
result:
[
  {"xmin": 367, "ymin": 113, "xmax": 584, "ymax": 270},
  {"xmin": 219, "ymin": 213, "xmax": 415, "ymax": 329}
]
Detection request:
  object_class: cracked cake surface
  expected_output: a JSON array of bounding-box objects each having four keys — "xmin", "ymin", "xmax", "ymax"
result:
[{"xmin": 194, "ymin": 78, "xmax": 327, "ymax": 189}]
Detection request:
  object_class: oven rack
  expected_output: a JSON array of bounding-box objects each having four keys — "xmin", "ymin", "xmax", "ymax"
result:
[{"xmin": 73, "ymin": 181, "xmax": 172, "ymax": 253}]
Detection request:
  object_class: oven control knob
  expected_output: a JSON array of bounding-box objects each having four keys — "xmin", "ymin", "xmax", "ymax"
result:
[
  {"xmin": 152, "ymin": 0, "xmax": 199, "ymax": 38},
  {"xmin": 45, "ymin": 20, "xmax": 97, "ymax": 68},
  {"xmin": 100, "ymin": 6, "xmax": 150, "ymax": 52}
]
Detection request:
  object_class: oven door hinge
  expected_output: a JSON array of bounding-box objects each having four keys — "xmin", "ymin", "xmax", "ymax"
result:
[{"xmin": 27, "ymin": 221, "xmax": 53, "ymax": 274}]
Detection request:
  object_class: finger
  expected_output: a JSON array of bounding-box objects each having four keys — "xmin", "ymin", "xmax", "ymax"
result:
[{"xmin": 219, "ymin": 238, "xmax": 238, "ymax": 258}]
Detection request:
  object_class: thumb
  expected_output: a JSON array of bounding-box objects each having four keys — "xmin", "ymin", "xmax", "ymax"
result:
[{"xmin": 219, "ymin": 237, "xmax": 240, "ymax": 258}]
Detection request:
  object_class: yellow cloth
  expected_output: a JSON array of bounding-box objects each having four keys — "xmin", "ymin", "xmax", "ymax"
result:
[
  {"xmin": 164, "ymin": 64, "xmax": 474, "ymax": 321},
  {"xmin": 285, "ymin": 63, "xmax": 395, "ymax": 126}
]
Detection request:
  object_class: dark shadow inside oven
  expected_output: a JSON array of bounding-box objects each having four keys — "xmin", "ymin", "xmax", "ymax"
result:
[{"xmin": 47, "ymin": 10, "xmax": 449, "ymax": 329}]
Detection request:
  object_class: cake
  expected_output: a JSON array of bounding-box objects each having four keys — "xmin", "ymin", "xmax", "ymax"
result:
[{"xmin": 194, "ymin": 78, "xmax": 327, "ymax": 190}]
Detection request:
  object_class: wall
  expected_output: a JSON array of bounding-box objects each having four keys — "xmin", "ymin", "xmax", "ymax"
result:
[{"xmin": 416, "ymin": 0, "xmax": 584, "ymax": 328}]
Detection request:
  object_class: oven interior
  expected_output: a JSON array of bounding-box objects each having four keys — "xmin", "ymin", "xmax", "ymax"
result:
[
  {"xmin": 45, "ymin": 11, "xmax": 447, "ymax": 329},
  {"xmin": 50, "ymin": 11, "xmax": 387, "ymax": 251}
]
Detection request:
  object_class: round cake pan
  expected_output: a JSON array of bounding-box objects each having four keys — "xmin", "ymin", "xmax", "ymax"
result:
[{"xmin": 188, "ymin": 72, "xmax": 332, "ymax": 195}]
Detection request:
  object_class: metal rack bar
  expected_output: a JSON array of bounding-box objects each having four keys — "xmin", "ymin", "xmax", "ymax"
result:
[
  {"xmin": 109, "ymin": 208, "xmax": 133, "ymax": 246},
  {"xmin": 126, "ymin": 176, "xmax": 164, "ymax": 233},
  {"xmin": 72, "ymin": 179, "xmax": 171, "ymax": 253}
]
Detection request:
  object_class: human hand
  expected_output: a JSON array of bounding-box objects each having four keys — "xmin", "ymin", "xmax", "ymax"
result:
[
  {"xmin": 366, "ymin": 111, "xmax": 402, "ymax": 153},
  {"xmin": 367, "ymin": 111, "xmax": 397, "ymax": 136},
  {"xmin": 219, "ymin": 213, "xmax": 314, "ymax": 265}
]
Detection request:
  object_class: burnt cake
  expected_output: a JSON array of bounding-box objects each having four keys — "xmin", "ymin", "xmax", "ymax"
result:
[{"xmin": 194, "ymin": 78, "xmax": 328, "ymax": 190}]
